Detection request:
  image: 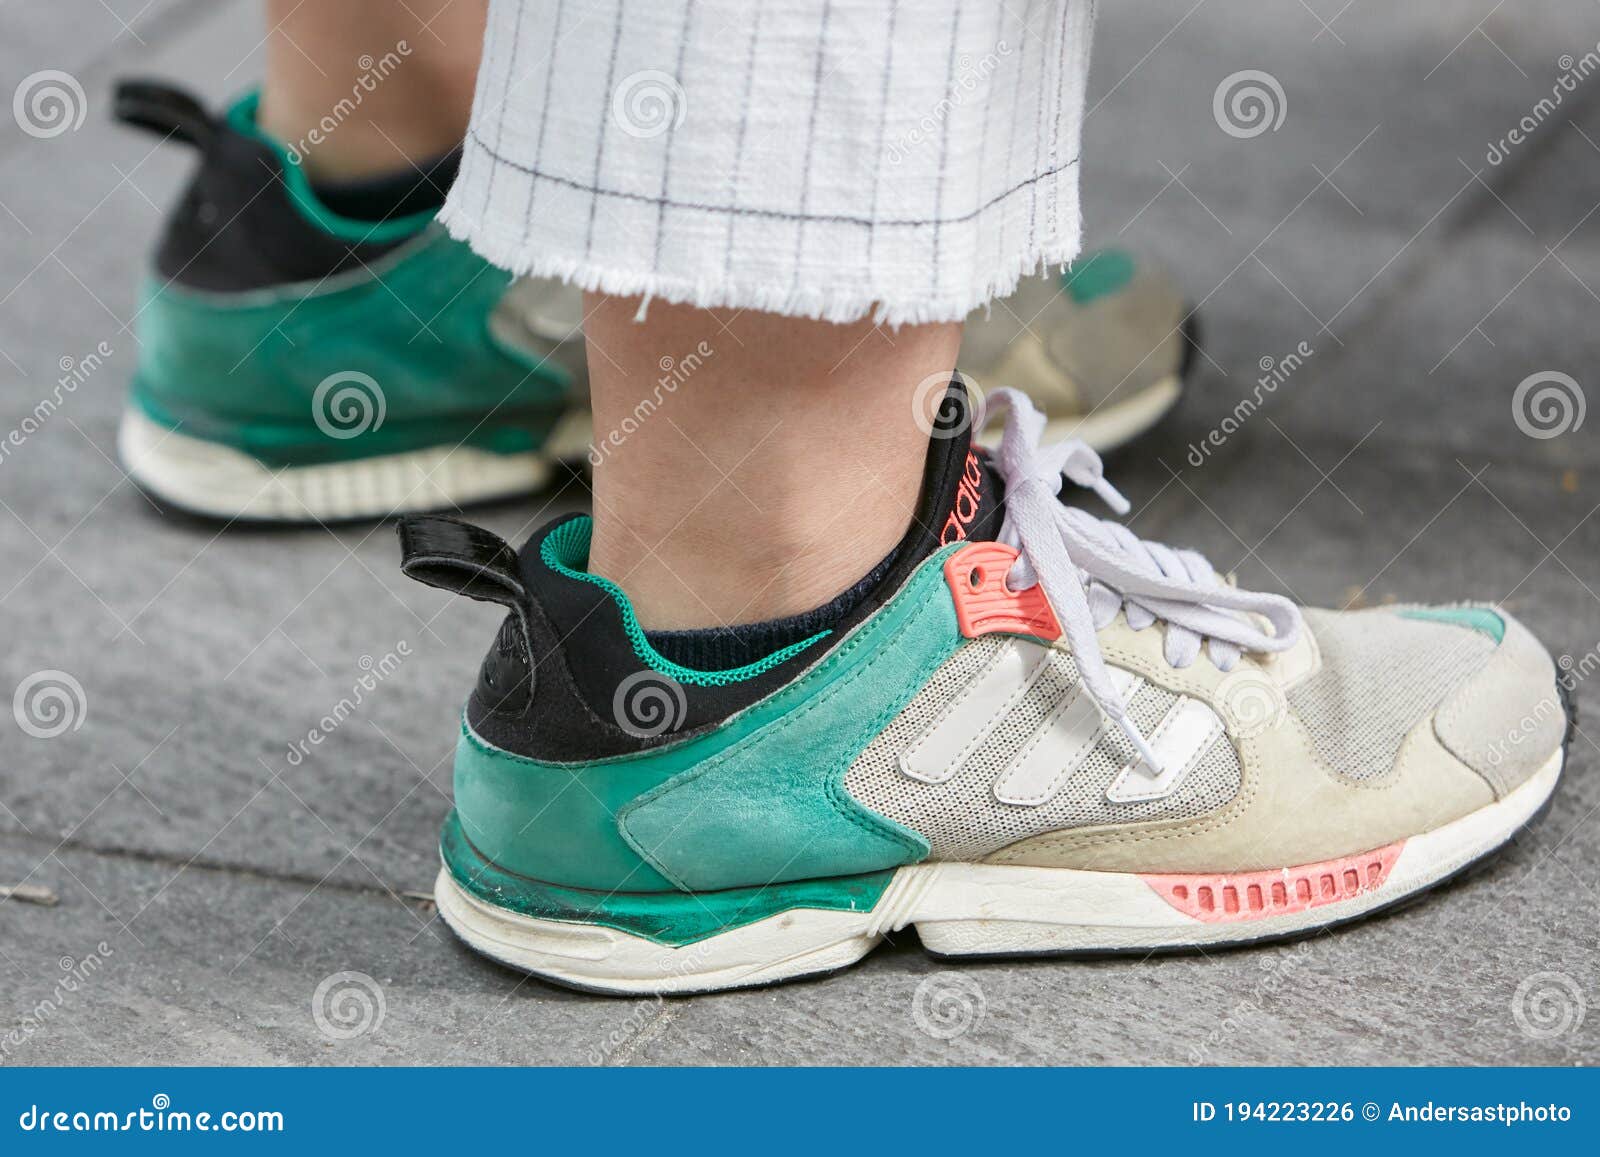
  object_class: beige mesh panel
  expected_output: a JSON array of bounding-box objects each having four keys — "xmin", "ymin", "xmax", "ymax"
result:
[
  {"xmin": 844, "ymin": 640, "xmax": 1242, "ymax": 860},
  {"xmin": 1287, "ymin": 607, "xmax": 1496, "ymax": 783}
]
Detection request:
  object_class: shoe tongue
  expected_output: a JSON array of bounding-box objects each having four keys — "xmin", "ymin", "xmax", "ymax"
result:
[{"xmin": 904, "ymin": 378, "xmax": 1007, "ymax": 561}]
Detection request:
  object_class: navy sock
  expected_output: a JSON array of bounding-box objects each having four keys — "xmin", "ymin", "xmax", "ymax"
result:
[
  {"xmin": 311, "ymin": 148, "xmax": 460, "ymax": 222},
  {"xmin": 645, "ymin": 547, "xmax": 900, "ymax": 671}
]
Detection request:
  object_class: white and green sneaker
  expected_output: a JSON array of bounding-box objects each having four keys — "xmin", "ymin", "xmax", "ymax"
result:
[
  {"xmin": 400, "ymin": 383, "xmax": 1562, "ymax": 997},
  {"xmin": 114, "ymin": 80, "xmax": 581, "ymax": 522}
]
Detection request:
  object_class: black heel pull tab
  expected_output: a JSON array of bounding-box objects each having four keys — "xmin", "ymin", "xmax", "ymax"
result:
[
  {"xmin": 397, "ymin": 516, "xmax": 528, "ymax": 609},
  {"xmin": 112, "ymin": 79, "xmax": 217, "ymax": 148}
]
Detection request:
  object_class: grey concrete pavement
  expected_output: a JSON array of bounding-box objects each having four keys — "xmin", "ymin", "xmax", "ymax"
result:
[{"xmin": 2, "ymin": 0, "xmax": 1597, "ymax": 1065}]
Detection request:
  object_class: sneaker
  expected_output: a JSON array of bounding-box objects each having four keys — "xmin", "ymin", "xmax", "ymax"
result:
[
  {"xmin": 402, "ymin": 382, "xmax": 1569, "ymax": 994},
  {"xmin": 401, "ymin": 384, "xmax": 1568, "ymax": 994},
  {"xmin": 113, "ymin": 80, "xmax": 578, "ymax": 522},
  {"xmin": 962, "ymin": 248, "xmax": 1198, "ymax": 453}
]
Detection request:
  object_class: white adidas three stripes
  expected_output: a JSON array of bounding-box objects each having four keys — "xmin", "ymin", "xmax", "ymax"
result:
[{"xmin": 897, "ymin": 638, "xmax": 1224, "ymax": 807}]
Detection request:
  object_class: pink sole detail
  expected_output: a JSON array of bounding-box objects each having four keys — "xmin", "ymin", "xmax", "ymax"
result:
[{"xmin": 1140, "ymin": 841, "xmax": 1406, "ymax": 923}]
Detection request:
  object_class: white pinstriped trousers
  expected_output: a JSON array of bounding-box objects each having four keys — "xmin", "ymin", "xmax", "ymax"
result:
[{"xmin": 440, "ymin": 0, "xmax": 1095, "ymax": 326}]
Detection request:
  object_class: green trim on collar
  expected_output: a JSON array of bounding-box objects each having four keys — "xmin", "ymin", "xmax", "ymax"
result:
[
  {"xmin": 540, "ymin": 517, "xmax": 829, "ymax": 687},
  {"xmin": 225, "ymin": 91, "xmax": 435, "ymax": 245}
]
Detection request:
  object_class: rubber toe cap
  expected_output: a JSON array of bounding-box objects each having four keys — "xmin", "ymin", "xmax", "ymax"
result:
[{"xmin": 1431, "ymin": 606, "xmax": 1565, "ymax": 796}]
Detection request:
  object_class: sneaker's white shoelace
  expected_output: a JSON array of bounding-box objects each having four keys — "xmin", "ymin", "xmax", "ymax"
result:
[{"xmin": 984, "ymin": 387, "xmax": 1303, "ymax": 776}]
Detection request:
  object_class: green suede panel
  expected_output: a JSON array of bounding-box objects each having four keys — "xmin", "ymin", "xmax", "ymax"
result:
[
  {"xmin": 130, "ymin": 228, "xmax": 569, "ymax": 466},
  {"xmin": 1062, "ymin": 248, "xmax": 1136, "ymax": 304},
  {"xmin": 440, "ymin": 811, "xmax": 895, "ymax": 946},
  {"xmin": 452, "ymin": 548, "xmax": 962, "ymax": 892},
  {"xmin": 617, "ymin": 567, "xmax": 961, "ymax": 892},
  {"xmin": 454, "ymin": 722, "xmax": 679, "ymax": 891},
  {"xmin": 1399, "ymin": 607, "xmax": 1506, "ymax": 644}
]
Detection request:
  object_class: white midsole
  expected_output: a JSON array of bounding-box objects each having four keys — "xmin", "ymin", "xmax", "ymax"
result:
[
  {"xmin": 118, "ymin": 406, "xmax": 579, "ymax": 521},
  {"xmin": 436, "ymin": 748, "xmax": 1562, "ymax": 995}
]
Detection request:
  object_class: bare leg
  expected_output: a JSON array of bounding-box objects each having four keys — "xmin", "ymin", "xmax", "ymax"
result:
[
  {"xmin": 256, "ymin": 0, "xmax": 486, "ymax": 180},
  {"xmin": 585, "ymin": 293, "xmax": 960, "ymax": 631}
]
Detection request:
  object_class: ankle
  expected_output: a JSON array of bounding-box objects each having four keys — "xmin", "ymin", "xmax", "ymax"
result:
[
  {"xmin": 255, "ymin": 106, "xmax": 461, "ymax": 183},
  {"xmin": 580, "ymin": 292, "xmax": 958, "ymax": 633},
  {"xmin": 589, "ymin": 512, "xmax": 912, "ymax": 632}
]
